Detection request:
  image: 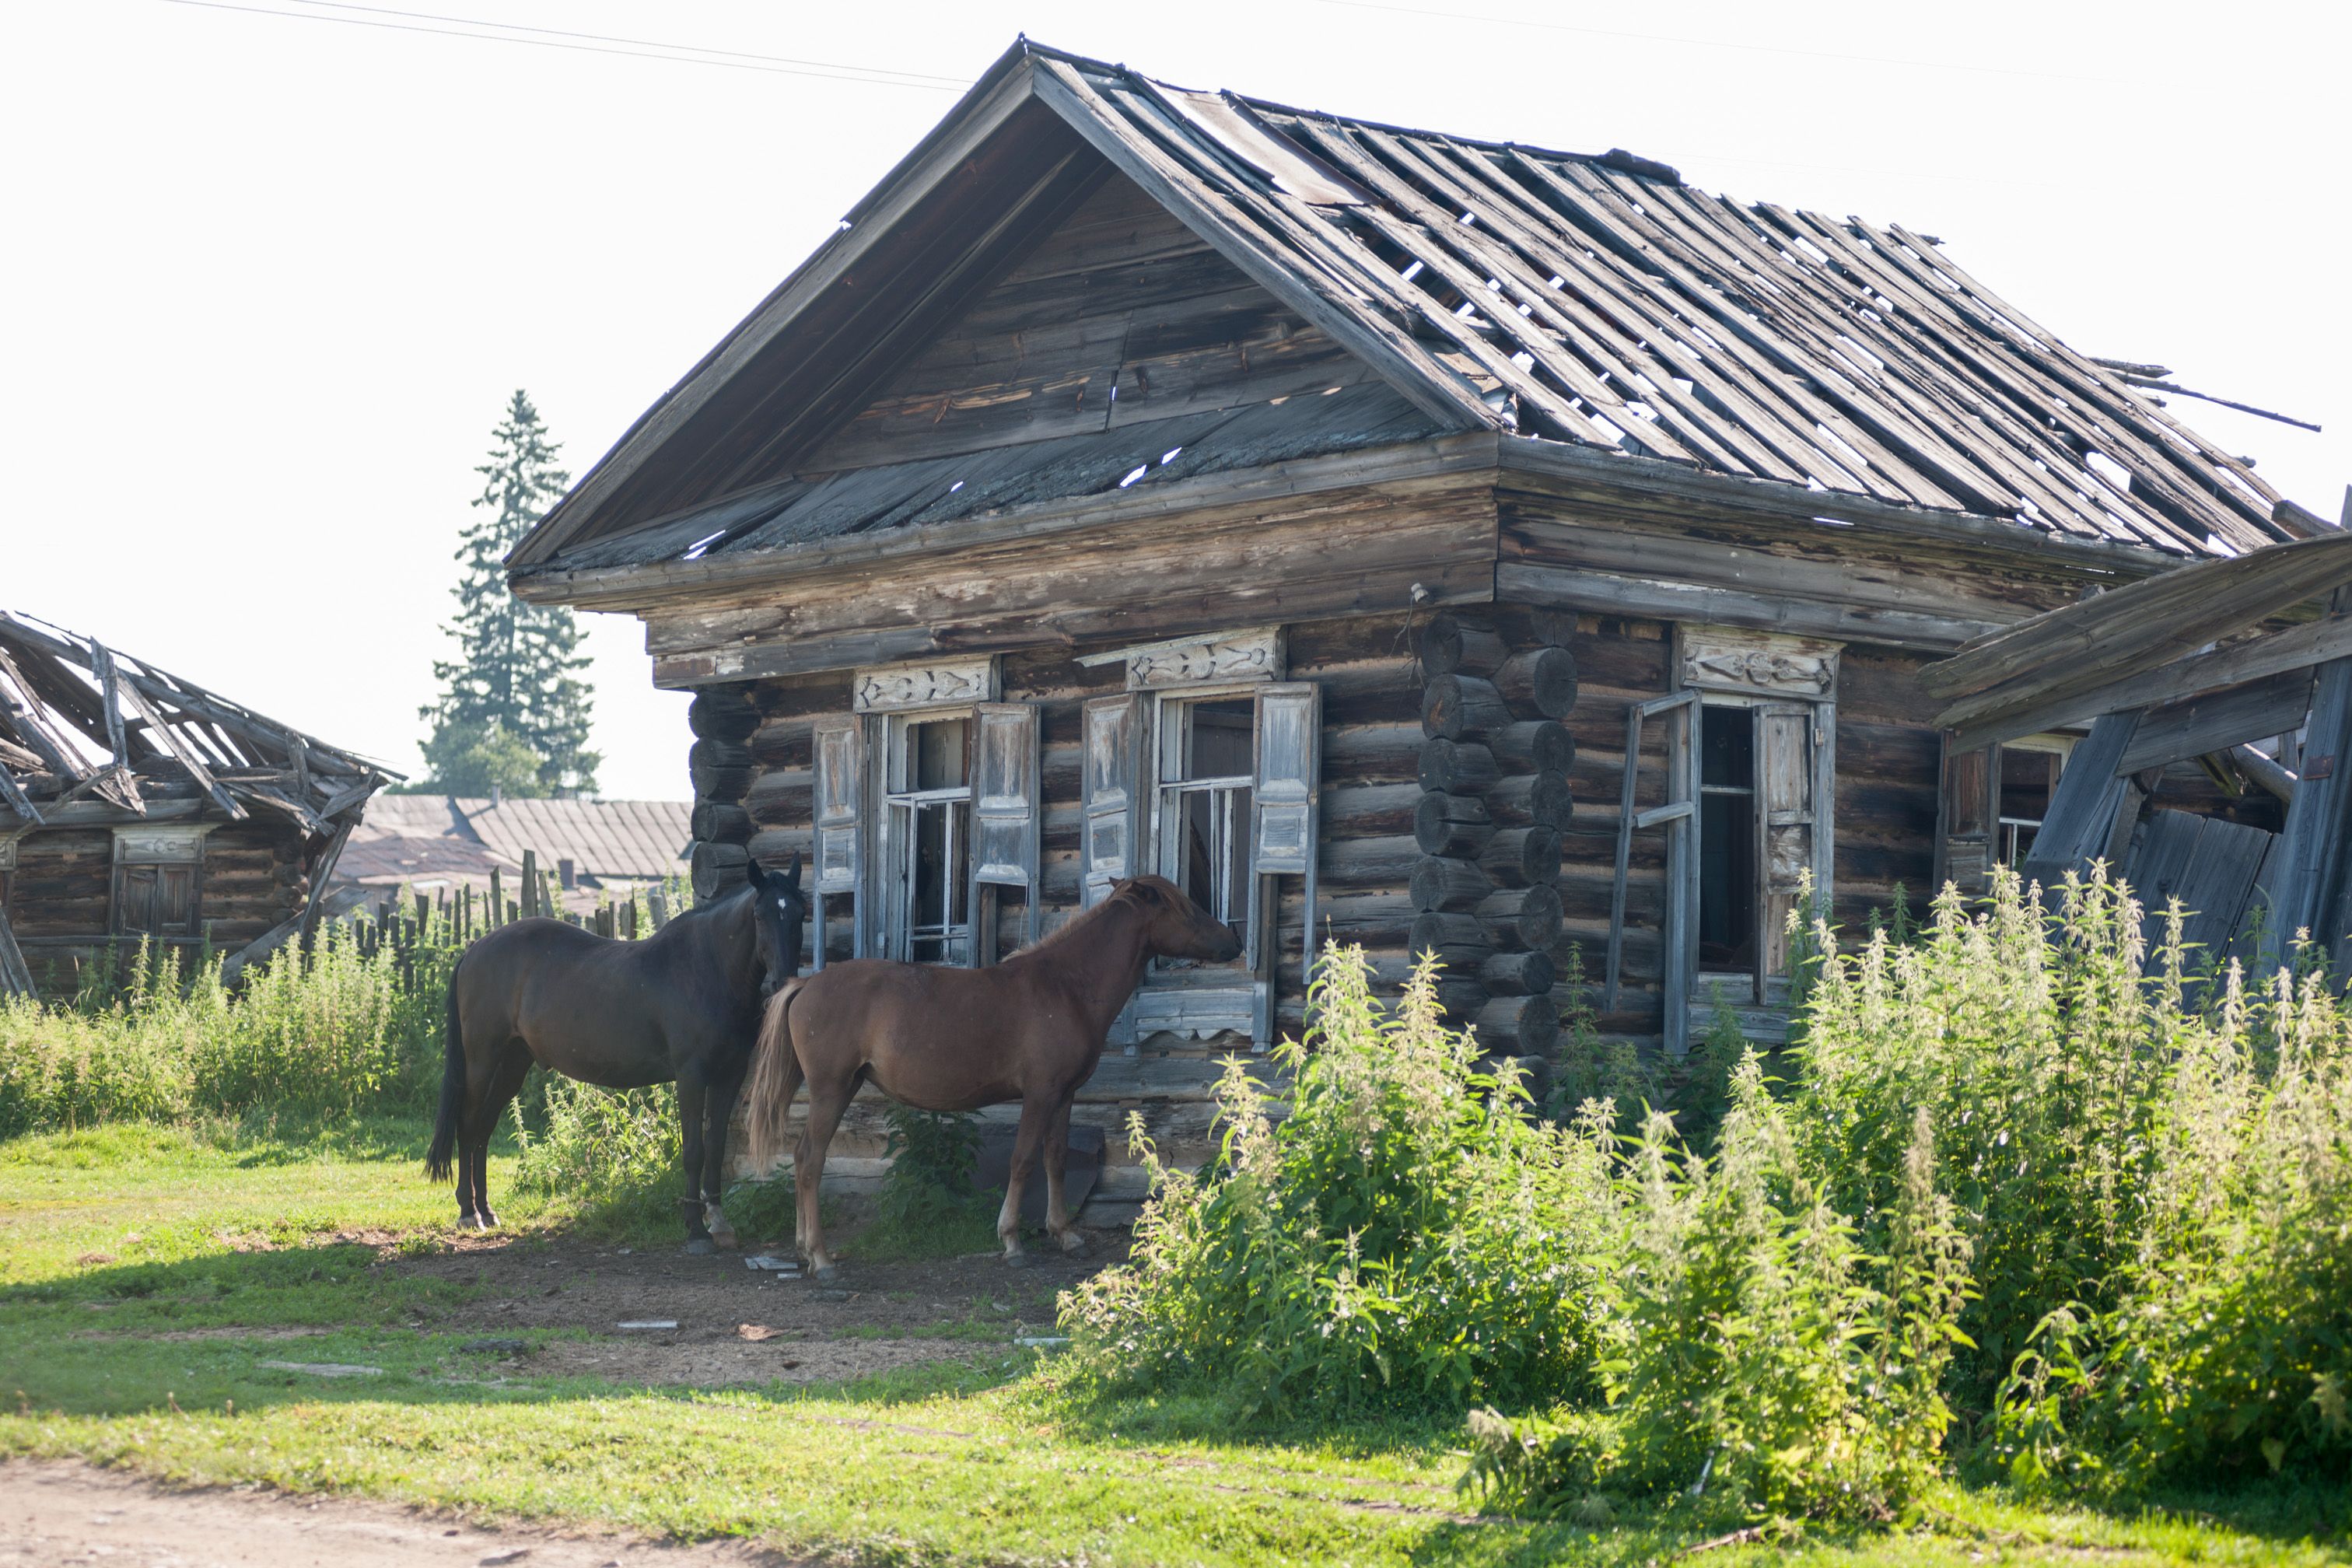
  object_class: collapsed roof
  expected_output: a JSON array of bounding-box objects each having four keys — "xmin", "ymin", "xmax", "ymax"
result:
[
  {"xmin": 0, "ymin": 610, "xmax": 390, "ymax": 837},
  {"xmin": 513, "ymin": 39, "xmax": 2313, "ymax": 584}
]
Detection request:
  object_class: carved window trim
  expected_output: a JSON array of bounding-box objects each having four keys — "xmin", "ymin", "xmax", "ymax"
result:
[
  {"xmin": 851, "ymin": 655, "xmax": 999, "ymax": 715},
  {"xmin": 1077, "ymin": 628, "xmax": 1286, "ymax": 692},
  {"xmin": 1676, "ymin": 625, "xmax": 1840, "ymax": 699}
]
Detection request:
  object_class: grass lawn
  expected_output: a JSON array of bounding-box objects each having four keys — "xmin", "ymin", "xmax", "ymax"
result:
[{"xmin": 1, "ymin": 1118, "xmax": 2345, "ymax": 1566}]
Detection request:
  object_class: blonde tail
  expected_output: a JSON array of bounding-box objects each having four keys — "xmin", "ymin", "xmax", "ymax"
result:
[{"xmin": 745, "ymin": 980, "xmax": 807, "ymax": 1173}]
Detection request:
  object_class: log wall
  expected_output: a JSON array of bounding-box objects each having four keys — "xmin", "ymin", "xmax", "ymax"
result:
[
  {"xmin": 708, "ymin": 611, "xmax": 1427, "ymax": 1193},
  {"xmin": 2, "ymin": 817, "xmax": 310, "ymax": 997}
]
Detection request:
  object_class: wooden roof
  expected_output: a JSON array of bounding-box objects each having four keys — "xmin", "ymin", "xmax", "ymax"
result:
[
  {"xmin": 0, "ymin": 611, "xmax": 390, "ymax": 836},
  {"xmin": 512, "ymin": 39, "xmax": 2312, "ymax": 583}
]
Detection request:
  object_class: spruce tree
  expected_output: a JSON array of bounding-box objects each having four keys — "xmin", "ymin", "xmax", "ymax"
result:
[{"xmin": 418, "ymin": 390, "xmax": 600, "ymax": 796}]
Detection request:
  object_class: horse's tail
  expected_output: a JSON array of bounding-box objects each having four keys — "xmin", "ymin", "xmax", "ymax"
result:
[
  {"xmin": 745, "ymin": 979, "xmax": 807, "ymax": 1173},
  {"xmin": 425, "ymin": 955, "xmax": 467, "ymax": 1182}
]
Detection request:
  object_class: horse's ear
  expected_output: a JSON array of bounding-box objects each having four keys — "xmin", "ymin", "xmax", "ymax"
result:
[
  {"xmin": 747, "ymin": 858, "xmax": 771, "ymax": 892},
  {"xmin": 783, "ymin": 851, "xmax": 802, "ymax": 893}
]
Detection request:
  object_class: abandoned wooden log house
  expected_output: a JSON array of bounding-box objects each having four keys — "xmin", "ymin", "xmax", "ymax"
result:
[
  {"xmin": 0, "ymin": 611, "xmax": 390, "ymax": 999},
  {"xmin": 506, "ymin": 40, "xmax": 2322, "ymax": 1197}
]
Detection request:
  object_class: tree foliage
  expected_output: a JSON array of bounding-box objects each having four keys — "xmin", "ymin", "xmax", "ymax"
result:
[{"xmin": 418, "ymin": 390, "xmax": 597, "ymax": 795}]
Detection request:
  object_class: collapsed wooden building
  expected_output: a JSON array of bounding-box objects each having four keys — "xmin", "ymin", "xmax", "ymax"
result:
[
  {"xmin": 0, "ymin": 611, "xmax": 389, "ymax": 998},
  {"xmin": 505, "ymin": 40, "xmax": 2325, "ymax": 1199},
  {"xmin": 1919, "ymin": 530, "xmax": 2352, "ymax": 975}
]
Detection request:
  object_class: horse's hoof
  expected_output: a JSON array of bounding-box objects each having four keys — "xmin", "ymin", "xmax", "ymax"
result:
[
  {"xmin": 479, "ymin": 1210, "xmax": 499, "ymax": 1229},
  {"xmin": 684, "ymin": 1238, "xmax": 716, "ymax": 1257},
  {"xmin": 1003, "ymin": 1251, "xmax": 1034, "ymax": 1270},
  {"xmin": 810, "ymin": 1264, "xmax": 840, "ymax": 1283},
  {"xmin": 1056, "ymin": 1231, "xmax": 1091, "ymax": 1257}
]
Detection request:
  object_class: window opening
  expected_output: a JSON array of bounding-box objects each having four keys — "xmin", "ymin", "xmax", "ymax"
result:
[
  {"xmin": 1698, "ymin": 703, "xmax": 1758, "ymax": 973},
  {"xmin": 1997, "ymin": 744, "xmax": 2066, "ymax": 866},
  {"xmin": 884, "ymin": 716, "xmax": 972, "ymax": 964},
  {"xmin": 1157, "ymin": 695, "xmax": 1255, "ymax": 968}
]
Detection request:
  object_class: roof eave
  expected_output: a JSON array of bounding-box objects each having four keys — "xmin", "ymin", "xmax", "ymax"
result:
[{"xmin": 509, "ymin": 429, "xmax": 2198, "ymax": 619}]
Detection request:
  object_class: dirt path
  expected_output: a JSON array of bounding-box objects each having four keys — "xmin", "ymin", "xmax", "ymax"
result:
[
  {"xmin": 1, "ymin": 1458, "xmax": 800, "ymax": 1568},
  {"xmin": 366, "ymin": 1224, "xmax": 1121, "ymax": 1388}
]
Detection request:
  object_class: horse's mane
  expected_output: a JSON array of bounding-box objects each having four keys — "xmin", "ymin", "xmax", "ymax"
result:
[{"xmin": 1013, "ymin": 885, "xmax": 1136, "ymax": 959}]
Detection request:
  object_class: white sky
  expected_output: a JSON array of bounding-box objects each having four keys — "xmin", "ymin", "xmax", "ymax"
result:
[{"xmin": 4, "ymin": 0, "xmax": 2343, "ymax": 800}]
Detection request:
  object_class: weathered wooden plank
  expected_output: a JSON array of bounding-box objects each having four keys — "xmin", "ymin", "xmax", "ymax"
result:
[
  {"xmin": 2116, "ymin": 670, "xmax": 2315, "ymax": 777},
  {"xmin": 1927, "ymin": 533, "xmax": 2352, "ymax": 705},
  {"xmin": 1499, "ymin": 562, "xmax": 1999, "ymax": 652},
  {"xmin": 1948, "ymin": 611, "xmax": 2352, "ymax": 754},
  {"xmin": 2018, "ymin": 712, "xmax": 2140, "ymax": 880}
]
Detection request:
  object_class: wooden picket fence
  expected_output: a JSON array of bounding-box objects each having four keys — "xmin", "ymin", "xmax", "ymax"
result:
[{"xmin": 347, "ymin": 847, "xmax": 691, "ymax": 961}]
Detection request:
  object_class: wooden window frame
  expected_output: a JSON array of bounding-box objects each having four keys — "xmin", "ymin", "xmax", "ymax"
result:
[
  {"xmin": 1664, "ymin": 627, "xmax": 1839, "ymax": 1046},
  {"xmin": 110, "ymin": 826, "xmax": 208, "ymax": 944},
  {"xmin": 877, "ymin": 709, "xmax": 979, "ymax": 967},
  {"xmin": 1147, "ymin": 684, "xmax": 1272, "ymax": 982}
]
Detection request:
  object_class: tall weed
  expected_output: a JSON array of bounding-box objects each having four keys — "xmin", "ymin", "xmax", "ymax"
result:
[
  {"xmin": 509, "ymin": 1074, "xmax": 679, "ymax": 1228},
  {"xmin": 0, "ymin": 921, "xmax": 446, "ymax": 1136},
  {"xmin": 1061, "ymin": 947, "xmax": 1616, "ymax": 1420},
  {"xmin": 1466, "ymin": 1061, "xmax": 1969, "ymax": 1524}
]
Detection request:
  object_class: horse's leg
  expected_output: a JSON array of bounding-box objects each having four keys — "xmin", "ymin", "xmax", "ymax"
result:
[
  {"xmin": 996, "ymin": 1095, "xmax": 1053, "ymax": 1268},
  {"xmin": 467, "ymin": 1045, "xmax": 531, "ymax": 1229},
  {"xmin": 795, "ymin": 1078, "xmax": 852, "ymax": 1280},
  {"xmin": 699, "ymin": 1056, "xmax": 748, "ymax": 1251},
  {"xmin": 677, "ymin": 1072, "xmax": 716, "ymax": 1254},
  {"xmin": 1042, "ymin": 1097, "xmax": 1088, "ymax": 1256}
]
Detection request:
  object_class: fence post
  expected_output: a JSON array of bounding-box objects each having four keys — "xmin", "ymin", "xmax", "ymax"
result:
[
  {"xmin": 488, "ymin": 867, "xmax": 504, "ymax": 927},
  {"xmin": 520, "ymin": 851, "xmax": 539, "ymax": 919}
]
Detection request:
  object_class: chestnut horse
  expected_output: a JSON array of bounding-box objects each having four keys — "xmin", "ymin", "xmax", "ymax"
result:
[
  {"xmin": 428, "ymin": 856, "xmax": 806, "ymax": 1249},
  {"xmin": 745, "ymin": 875, "xmax": 1241, "ymax": 1276}
]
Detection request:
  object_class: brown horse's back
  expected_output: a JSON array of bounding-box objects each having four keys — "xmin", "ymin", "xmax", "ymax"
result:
[{"xmin": 786, "ymin": 959, "xmax": 1054, "ymax": 1109}]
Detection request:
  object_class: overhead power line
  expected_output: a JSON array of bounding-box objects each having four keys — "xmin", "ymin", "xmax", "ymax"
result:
[
  {"xmin": 1296, "ymin": 0, "xmax": 2123, "ymax": 86},
  {"xmin": 154, "ymin": 0, "xmax": 968, "ymax": 91}
]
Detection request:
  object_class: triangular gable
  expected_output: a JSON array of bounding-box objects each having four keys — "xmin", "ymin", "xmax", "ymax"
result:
[{"xmin": 797, "ymin": 177, "xmax": 1381, "ymax": 474}]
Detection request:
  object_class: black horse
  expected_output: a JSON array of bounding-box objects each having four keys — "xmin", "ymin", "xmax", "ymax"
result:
[{"xmin": 426, "ymin": 856, "xmax": 806, "ymax": 1250}]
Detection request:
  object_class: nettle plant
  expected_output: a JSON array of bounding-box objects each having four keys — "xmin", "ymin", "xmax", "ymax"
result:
[
  {"xmin": 1797, "ymin": 863, "xmax": 2351, "ymax": 1486},
  {"xmin": 1465, "ymin": 1058, "xmax": 1971, "ymax": 1525},
  {"xmin": 1060, "ymin": 946, "xmax": 1617, "ymax": 1421}
]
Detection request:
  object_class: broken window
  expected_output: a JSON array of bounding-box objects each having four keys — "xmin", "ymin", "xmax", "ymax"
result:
[{"xmin": 884, "ymin": 715, "xmax": 973, "ymax": 965}]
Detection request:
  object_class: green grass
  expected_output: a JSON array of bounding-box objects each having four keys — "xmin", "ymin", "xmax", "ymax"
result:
[{"xmin": 0, "ymin": 1118, "xmax": 2345, "ymax": 1566}]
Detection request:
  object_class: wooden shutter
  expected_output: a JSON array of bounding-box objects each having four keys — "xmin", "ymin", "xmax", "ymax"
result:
[
  {"xmin": 117, "ymin": 864, "xmax": 159, "ymax": 937},
  {"xmin": 1756, "ymin": 702, "xmax": 1818, "ymax": 981},
  {"xmin": 1080, "ymin": 694, "xmax": 1144, "ymax": 906},
  {"xmin": 1608, "ymin": 691, "xmax": 1698, "ymax": 1052},
  {"xmin": 157, "ymin": 865, "xmax": 196, "ymax": 935},
  {"xmin": 970, "ymin": 702, "xmax": 1040, "ymax": 949},
  {"xmin": 1251, "ymin": 681, "xmax": 1321, "ymax": 968},
  {"xmin": 1934, "ymin": 737, "xmax": 1998, "ymax": 897},
  {"xmin": 811, "ymin": 714, "xmax": 864, "ymax": 966}
]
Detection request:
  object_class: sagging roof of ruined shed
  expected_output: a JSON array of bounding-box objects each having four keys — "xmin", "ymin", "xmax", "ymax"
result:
[
  {"xmin": 0, "ymin": 611, "xmax": 393, "ymax": 835},
  {"xmin": 510, "ymin": 39, "xmax": 2312, "ymax": 583}
]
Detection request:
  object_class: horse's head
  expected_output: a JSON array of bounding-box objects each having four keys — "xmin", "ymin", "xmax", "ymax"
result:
[
  {"xmin": 746, "ymin": 852, "xmax": 807, "ymax": 1002},
  {"xmin": 1116, "ymin": 874, "xmax": 1244, "ymax": 964}
]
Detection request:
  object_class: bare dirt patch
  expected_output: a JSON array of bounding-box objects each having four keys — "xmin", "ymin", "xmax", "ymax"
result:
[
  {"xmin": 389, "ymin": 1225, "xmax": 1124, "ymax": 1362},
  {"xmin": 1, "ymin": 1458, "xmax": 800, "ymax": 1567}
]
